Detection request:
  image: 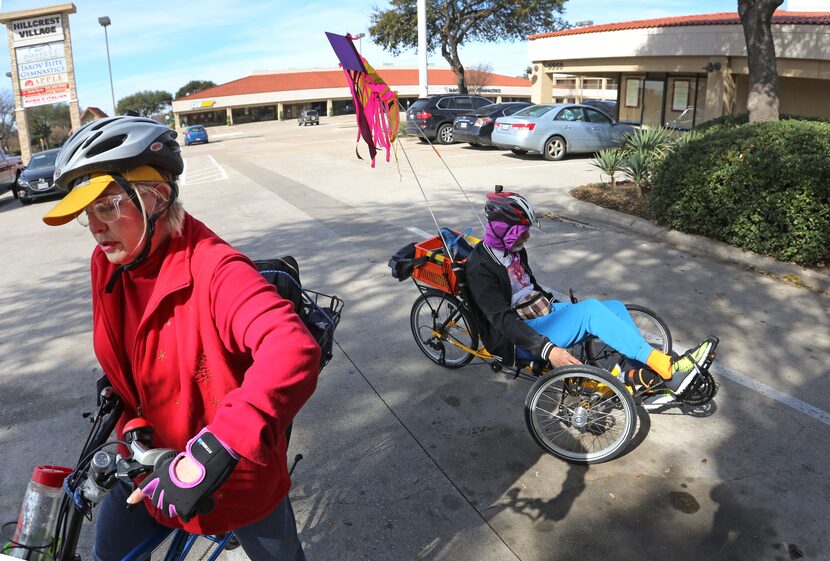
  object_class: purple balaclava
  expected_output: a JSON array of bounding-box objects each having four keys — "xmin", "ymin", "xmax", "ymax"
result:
[{"xmin": 484, "ymin": 220, "xmax": 530, "ymax": 254}]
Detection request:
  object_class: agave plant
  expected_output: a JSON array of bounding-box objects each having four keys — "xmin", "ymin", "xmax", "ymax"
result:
[
  {"xmin": 621, "ymin": 150, "xmax": 651, "ymax": 196},
  {"xmin": 624, "ymin": 127, "xmax": 673, "ymax": 158},
  {"xmin": 590, "ymin": 148, "xmax": 626, "ymax": 187}
]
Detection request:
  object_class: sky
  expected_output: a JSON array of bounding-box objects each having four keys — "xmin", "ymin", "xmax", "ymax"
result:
[{"xmin": 0, "ymin": 0, "xmax": 805, "ymax": 114}]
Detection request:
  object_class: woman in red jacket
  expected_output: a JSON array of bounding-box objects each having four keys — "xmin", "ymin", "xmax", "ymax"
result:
[{"xmin": 42, "ymin": 116, "xmax": 320, "ymax": 561}]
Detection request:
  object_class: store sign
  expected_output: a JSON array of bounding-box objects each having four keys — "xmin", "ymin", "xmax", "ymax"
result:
[
  {"xmin": 20, "ymin": 73, "xmax": 69, "ymax": 90},
  {"xmin": 15, "ymin": 41, "xmax": 64, "ymax": 64},
  {"xmin": 18, "ymin": 58, "xmax": 67, "ymax": 79},
  {"xmin": 21, "ymin": 83, "xmax": 71, "ymax": 108},
  {"xmin": 11, "ymin": 14, "xmax": 63, "ymax": 46},
  {"xmin": 444, "ymin": 87, "xmax": 502, "ymax": 94},
  {"xmin": 189, "ymin": 100, "xmax": 216, "ymax": 109}
]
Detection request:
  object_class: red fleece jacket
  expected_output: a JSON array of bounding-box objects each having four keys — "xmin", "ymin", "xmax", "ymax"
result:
[{"xmin": 91, "ymin": 214, "xmax": 321, "ymax": 534}]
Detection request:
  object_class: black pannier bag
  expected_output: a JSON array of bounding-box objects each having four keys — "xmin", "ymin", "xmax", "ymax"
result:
[{"xmin": 388, "ymin": 242, "xmax": 425, "ymax": 282}]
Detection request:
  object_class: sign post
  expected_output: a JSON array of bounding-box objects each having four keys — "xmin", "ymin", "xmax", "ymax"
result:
[{"xmin": 0, "ymin": 3, "xmax": 80, "ymax": 164}]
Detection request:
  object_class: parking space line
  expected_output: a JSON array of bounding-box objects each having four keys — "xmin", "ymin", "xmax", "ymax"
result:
[
  {"xmin": 670, "ymin": 342, "xmax": 830, "ymax": 428},
  {"xmin": 406, "ymin": 226, "xmax": 433, "ymax": 238},
  {"xmin": 206, "ymin": 155, "xmax": 229, "ymax": 180}
]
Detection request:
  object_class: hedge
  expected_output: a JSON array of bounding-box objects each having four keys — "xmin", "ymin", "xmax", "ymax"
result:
[{"xmin": 651, "ymin": 120, "xmax": 830, "ymax": 266}]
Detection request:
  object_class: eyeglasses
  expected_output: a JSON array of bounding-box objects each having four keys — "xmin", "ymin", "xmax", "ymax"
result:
[{"xmin": 76, "ymin": 194, "xmax": 125, "ymax": 227}]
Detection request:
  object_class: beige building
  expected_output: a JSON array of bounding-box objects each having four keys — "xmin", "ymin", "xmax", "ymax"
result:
[
  {"xmin": 172, "ymin": 67, "xmax": 531, "ymax": 129},
  {"xmin": 528, "ymin": 8, "xmax": 830, "ymax": 129}
]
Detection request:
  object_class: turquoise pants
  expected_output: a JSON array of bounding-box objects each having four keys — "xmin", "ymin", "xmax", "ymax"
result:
[{"xmin": 524, "ymin": 299, "xmax": 655, "ymax": 364}]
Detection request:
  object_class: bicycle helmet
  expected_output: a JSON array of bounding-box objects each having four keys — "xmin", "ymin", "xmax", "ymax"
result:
[
  {"xmin": 43, "ymin": 116, "xmax": 184, "ymax": 292},
  {"xmin": 485, "ymin": 186, "xmax": 537, "ymax": 226}
]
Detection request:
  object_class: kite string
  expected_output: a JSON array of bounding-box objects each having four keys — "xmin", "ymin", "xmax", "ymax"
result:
[{"xmin": 395, "ymin": 100, "xmax": 486, "ymax": 233}]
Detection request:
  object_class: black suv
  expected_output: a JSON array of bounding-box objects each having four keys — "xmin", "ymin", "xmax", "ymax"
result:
[
  {"xmin": 298, "ymin": 109, "xmax": 319, "ymax": 126},
  {"xmin": 406, "ymin": 95, "xmax": 492, "ymax": 144}
]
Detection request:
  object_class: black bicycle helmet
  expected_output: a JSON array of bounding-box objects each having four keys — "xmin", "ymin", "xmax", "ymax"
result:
[
  {"xmin": 54, "ymin": 116, "xmax": 183, "ymax": 192},
  {"xmin": 485, "ymin": 185, "xmax": 536, "ymax": 226}
]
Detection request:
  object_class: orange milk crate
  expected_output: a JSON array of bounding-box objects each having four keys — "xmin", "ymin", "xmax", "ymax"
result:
[{"xmin": 412, "ymin": 232, "xmax": 480, "ymax": 294}]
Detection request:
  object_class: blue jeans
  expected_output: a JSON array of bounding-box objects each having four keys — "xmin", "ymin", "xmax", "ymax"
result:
[
  {"xmin": 93, "ymin": 483, "xmax": 305, "ymax": 561},
  {"xmin": 524, "ymin": 299, "xmax": 654, "ymax": 364}
]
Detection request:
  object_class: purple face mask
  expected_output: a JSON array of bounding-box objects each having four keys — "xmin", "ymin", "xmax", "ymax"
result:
[{"xmin": 484, "ymin": 221, "xmax": 530, "ymax": 253}]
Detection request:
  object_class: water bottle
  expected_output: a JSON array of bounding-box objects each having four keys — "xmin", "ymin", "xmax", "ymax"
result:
[{"xmin": 5, "ymin": 465, "xmax": 73, "ymax": 560}]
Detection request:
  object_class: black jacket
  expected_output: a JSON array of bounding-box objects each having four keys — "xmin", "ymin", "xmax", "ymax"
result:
[{"xmin": 464, "ymin": 242, "xmax": 554, "ymax": 366}]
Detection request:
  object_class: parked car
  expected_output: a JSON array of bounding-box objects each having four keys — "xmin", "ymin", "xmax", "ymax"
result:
[
  {"xmin": 183, "ymin": 125, "xmax": 209, "ymax": 146},
  {"xmin": 15, "ymin": 148, "xmax": 60, "ymax": 205},
  {"xmin": 405, "ymin": 94, "xmax": 493, "ymax": 144},
  {"xmin": 0, "ymin": 148, "xmax": 23, "ymax": 196},
  {"xmin": 491, "ymin": 104, "xmax": 636, "ymax": 161},
  {"xmin": 298, "ymin": 110, "xmax": 320, "ymax": 126},
  {"xmin": 452, "ymin": 102, "xmax": 533, "ymax": 147},
  {"xmin": 582, "ymin": 99, "xmax": 618, "ymax": 119}
]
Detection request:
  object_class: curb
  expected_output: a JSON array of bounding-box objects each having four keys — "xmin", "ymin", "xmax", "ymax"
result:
[{"xmin": 548, "ymin": 192, "xmax": 829, "ymax": 294}]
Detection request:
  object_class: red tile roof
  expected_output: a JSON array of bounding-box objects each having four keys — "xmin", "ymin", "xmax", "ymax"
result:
[
  {"xmin": 528, "ymin": 11, "xmax": 830, "ymax": 40},
  {"xmin": 178, "ymin": 68, "xmax": 530, "ymax": 101}
]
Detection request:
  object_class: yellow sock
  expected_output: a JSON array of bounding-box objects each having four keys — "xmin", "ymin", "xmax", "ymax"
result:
[{"xmin": 646, "ymin": 350, "xmax": 672, "ymax": 380}]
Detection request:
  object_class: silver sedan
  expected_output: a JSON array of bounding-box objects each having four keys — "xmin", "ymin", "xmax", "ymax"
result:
[{"xmin": 491, "ymin": 104, "xmax": 635, "ymax": 161}]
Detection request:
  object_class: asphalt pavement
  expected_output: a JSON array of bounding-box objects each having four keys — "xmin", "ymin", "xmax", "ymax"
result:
[{"xmin": 1, "ymin": 117, "xmax": 827, "ymax": 561}]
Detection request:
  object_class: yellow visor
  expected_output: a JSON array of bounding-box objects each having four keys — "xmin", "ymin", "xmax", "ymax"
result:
[{"xmin": 42, "ymin": 165, "xmax": 167, "ymax": 226}]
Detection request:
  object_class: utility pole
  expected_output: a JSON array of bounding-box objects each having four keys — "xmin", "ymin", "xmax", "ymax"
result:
[{"xmin": 417, "ymin": 0, "xmax": 428, "ymax": 98}]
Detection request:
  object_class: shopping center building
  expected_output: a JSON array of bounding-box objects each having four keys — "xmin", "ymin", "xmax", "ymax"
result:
[
  {"xmin": 171, "ymin": 67, "xmax": 532, "ymax": 129},
  {"xmin": 528, "ymin": 7, "xmax": 830, "ymax": 129}
]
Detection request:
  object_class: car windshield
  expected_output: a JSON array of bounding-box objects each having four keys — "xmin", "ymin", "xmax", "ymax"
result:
[
  {"xmin": 187, "ymin": 126, "xmax": 205, "ymax": 132},
  {"xmin": 28, "ymin": 151, "xmax": 58, "ymax": 169},
  {"xmin": 513, "ymin": 105, "xmax": 555, "ymax": 118},
  {"xmin": 306, "ymin": 111, "xmax": 318, "ymax": 116}
]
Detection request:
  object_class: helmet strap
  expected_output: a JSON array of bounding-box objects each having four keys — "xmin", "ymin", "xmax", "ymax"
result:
[{"xmin": 104, "ymin": 174, "xmax": 177, "ymax": 293}]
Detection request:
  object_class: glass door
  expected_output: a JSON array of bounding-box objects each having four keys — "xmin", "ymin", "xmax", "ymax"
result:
[{"xmin": 641, "ymin": 79, "xmax": 665, "ymax": 128}]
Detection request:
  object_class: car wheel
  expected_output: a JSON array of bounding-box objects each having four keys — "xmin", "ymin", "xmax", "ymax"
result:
[
  {"xmin": 11, "ymin": 184, "xmax": 19, "ymax": 199},
  {"xmin": 469, "ymin": 142, "xmax": 480, "ymax": 148},
  {"xmin": 20, "ymin": 196, "xmax": 32, "ymax": 206},
  {"xmin": 543, "ymin": 136, "xmax": 566, "ymax": 161},
  {"xmin": 511, "ymin": 148, "xmax": 528, "ymax": 155},
  {"xmin": 436, "ymin": 124, "xmax": 454, "ymax": 144}
]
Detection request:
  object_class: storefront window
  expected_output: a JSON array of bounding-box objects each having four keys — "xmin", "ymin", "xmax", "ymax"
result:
[
  {"xmin": 231, "ymin": 105, "xmax": 276, "ymax": 124},
  {"xmin": 664, "ymin": 77, "xmax": 694, "ymax": 130},
  {"xmin": 619, "ymin": 76, "xmax": 644, "ymax": 124}
]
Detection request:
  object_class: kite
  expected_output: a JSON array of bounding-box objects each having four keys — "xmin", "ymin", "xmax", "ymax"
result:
[{"xmin": 326, "ymin": 32, "xmax": 399, "ymax": 168}]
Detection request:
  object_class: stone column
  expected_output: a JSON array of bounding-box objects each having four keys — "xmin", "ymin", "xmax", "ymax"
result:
[
  {"xmin": 226, "ymin": 107, "xmax": 233, "ymax": 126},
  {"xmin": 277, "ymin": 102, "xmax": 284, "ymax": 120},
  {"xmin": 531, "ymin": 64, "xmax": 552, "ymax": 104},
  {"xmin": 62, "ymin": 14, "xmax": 81, "ymax": 131}
]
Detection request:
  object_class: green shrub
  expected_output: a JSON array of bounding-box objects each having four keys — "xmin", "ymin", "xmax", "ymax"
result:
[
  {"xmin": 652, "ymin": 120, "xmax": 830, "ymax": 266},
  {"xmin": 696, "ymin": 112, "xmax": 830, "ymax": 134}
]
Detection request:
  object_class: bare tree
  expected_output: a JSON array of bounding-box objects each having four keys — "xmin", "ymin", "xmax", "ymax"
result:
[
  {"xmin": 0, "ymin": 89, "xmax": 16, "ymax": 152},
  {"xmin": 465, "ymin": 63, "xmax": 494, "ymax": 95},
  {"xmin": 738, "ymin": 0, "xmax": 784, "ymax": 122}
]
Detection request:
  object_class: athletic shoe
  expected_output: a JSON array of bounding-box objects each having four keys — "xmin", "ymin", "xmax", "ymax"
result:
[{"xmin": 664, "ymin": 336, "xmax": 719, "ymax": 394}]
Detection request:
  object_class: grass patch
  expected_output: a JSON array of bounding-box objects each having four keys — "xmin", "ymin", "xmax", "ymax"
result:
[{"xmin": 570, "ymin": 182, "xmax": 654, "ymax": 221}]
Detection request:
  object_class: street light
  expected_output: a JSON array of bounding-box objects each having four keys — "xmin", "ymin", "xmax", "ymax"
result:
[
  {"xmin": 98, "ymin": 16, "xmax": 116, "ymax": 116},
  {"xmin": 350, "ymin": 32, "xmax": 366, "ymax": 55}
]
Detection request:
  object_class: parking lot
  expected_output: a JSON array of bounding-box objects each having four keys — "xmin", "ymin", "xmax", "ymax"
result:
[{"xmin": 1, "ymin": 116, "xmax": 828, "ymax": 561}]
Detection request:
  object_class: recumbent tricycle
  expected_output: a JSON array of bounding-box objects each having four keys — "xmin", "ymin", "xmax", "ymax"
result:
[{"xmin": 389, "ymin": 228, "xmax": 717, "ymax": 464}]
